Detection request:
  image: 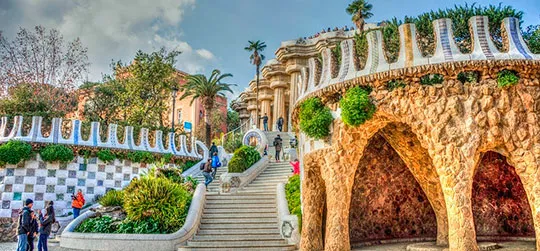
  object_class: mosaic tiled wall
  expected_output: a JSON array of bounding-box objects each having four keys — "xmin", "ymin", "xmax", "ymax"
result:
[{"xmin": 0, "ymin": 156, "xmax": 146, "ymax": 217}]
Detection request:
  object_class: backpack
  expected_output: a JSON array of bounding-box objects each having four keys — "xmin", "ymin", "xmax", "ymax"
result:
[{"xmin": 200, "ymin": 163, "xmax": 205, "ymax": 170}]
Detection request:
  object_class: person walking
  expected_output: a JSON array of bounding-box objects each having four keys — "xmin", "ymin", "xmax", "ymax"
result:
[
  {"xmin": 290, "ymin": 136, "xmax": 297, "ymax": 148},
  {"xmin": 27, "ymin": 210, "xmax": 38, "ymax": 251},
  {"xmin": 273, "ymin": 135, "xmax": 283, "ymax": 162},
  {"xmin": 16, "ymin": 199, "xmax": 33, "ymax": 251},
  {"xmin": 71, "ymin": 189, "xmax": 85, "ymax": 219},
  {"xmin": 290, "ymin": 159, "xmax": 300, "ymax": 175},
  {"xmin": 261, "ymin": 113, "xmax": 269, "ymax": 131},
  {"xmin": 211, "ymin": 152, "xmax": 222, "ymax": 179},
  {"xmin": 277, "ymin": 116, "xmax": 284, "ymax": 132},
  {"xmin": 201, "ymin": 159, "xmax": 214, "ymax": 187},
  {"xmin": 37, "ymin": 205, "xmax": 55, "ymax": 251},
  {"xmin": 209, "ymin": 142, "xmax": 218, "ymax": 157}
]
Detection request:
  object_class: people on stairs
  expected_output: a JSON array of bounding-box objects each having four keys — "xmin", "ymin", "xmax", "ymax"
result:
[
  {"xmin": 201, "ymin": 159, "xmax": 214, "ymax": 187},
  {"xmin": 211, "ymin": 152, "xmax": 222, "ymax": 179},
  {"xmin": 273, "ymin": 135, "xmax": 283, "ymax": 162}
]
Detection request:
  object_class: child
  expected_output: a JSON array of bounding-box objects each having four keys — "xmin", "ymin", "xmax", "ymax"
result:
[
  {"xmin": 290, "ymin": 159, "xmax": 300, "ymax": 175},
  {"xmin": 27, "ymin": 210, "xmax": 38, "ymax": 251}
]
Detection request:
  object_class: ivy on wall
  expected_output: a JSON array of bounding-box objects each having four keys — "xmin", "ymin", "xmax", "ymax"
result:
[{"xmin": 299, "ymin": 97, "xmax": 333, "ymax": 139}]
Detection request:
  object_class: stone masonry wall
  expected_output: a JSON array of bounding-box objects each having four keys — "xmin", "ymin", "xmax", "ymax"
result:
[
  {"xmin": 349, "ymin": 134, "xmax": 437, "ymax": 243},
  {"xmin": 472, "ymin": 151, "xmax": 534, "ymax": 237}
]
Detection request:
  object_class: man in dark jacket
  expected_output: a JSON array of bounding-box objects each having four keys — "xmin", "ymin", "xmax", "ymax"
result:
[
  {"xmin": 38, "ymin": 205, "xmax": 55, "ymax": 251},
  {"xmin": 16, "ymin": 199, "xmax": 33, "ymax": 251},
  {"xmin": 277, "ymin": 116, "xmax": 284, "ymax": 132},
  {"xmin": 261, "ymin": 113, "xmax": 269, "ymax": 131},
  {"xmin": 209, "ymin": 142, "xmax": 218, "ymax": 157},
  {"xmin": 27, "ymin": 210, "xmax": 38, "ymax": 251},
  {"xmin": 273, "ymin": 135, "xmax": 283, "ymax": 162}
]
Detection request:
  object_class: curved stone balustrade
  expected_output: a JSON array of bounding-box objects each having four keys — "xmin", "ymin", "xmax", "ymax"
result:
[
  {"xmin": 0, "ymin": 116, "xmax": 205, "ymax": 159},
  {"xmin": 293, "ymin": 16, "xmax": 539, "ymax": 107}
]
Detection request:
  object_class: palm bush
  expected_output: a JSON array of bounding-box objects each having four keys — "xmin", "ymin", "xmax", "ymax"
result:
[
  {"xmin": 123, "ymin": 177, "xmax": 192, "ymax": 232},
  {"xmin": 0, "ymin": 140, "xmax": 32, "ymax": 165},
  {"xmin": 340, "ymin": 87, "xmax": 376, "ymax": 127},
  {"xmin": 99, "ymin": 190, "xmax": 124, "ymax": 207},
  {"xmin": 299, "ymin": 98, "xmax": 333, "ymax": 139},
  {"xmin": 40, "ymin": 144, "xmax": 74, "ymax": 163},
  {"xmin": 228, "ymin": 146, "xmax": 261, "ymax": 173}
]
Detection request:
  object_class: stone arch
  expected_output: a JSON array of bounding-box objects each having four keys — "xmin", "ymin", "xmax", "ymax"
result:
[
  {"xmin": 349, "ymin": 133, "xmax": 438, "ymax": 246},
  {"xmin": 471, "ymin": 151, "xmax": 534, "ymax": 239}
]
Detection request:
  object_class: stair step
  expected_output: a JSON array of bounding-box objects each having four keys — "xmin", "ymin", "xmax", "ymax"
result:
[
  {"xmin": 207, "ymin": 195, "xmax": 275, "ymax": 200},
  {"xmin": 203, "ymin": 213, "xmax": 276, "ymax": 219},
  {"xmin": 179, "ymin": 246, "xmax": 296, "ymax": 251},
  {"xmin": 238, "ymin": 188, "xmax": 275, "ymax": 193},
  {"xmin": 206, "ymin": 199, "xmax": 275, "ymax": 204},
  {"xmin": 192, "ymin": 235, "xmax": 284, "ymax": 241},
  {"xmin": 201, "ymin": 218, "xmax": 278, "ymax": 224},
  {"xmin": 204, "ymin": 208, "xmax": 276, "ymax": 214},
  {"xmin": 196, "ymin": 229, "xmax": 281, "ymax": 235},
  {"xmin": 205, "ymin": 204, "xmax": 275, "ymax": 209},
  {"xmin": 186, "ymin": 240, "xmax": 289, "ymax": 248},
  {"xmin": 199, "ymin": 223, "xmax": 277, "ymax": 229}
]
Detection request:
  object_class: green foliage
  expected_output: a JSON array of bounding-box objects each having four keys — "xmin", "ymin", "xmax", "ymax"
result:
[
  {"xmin": 420, "ymin": 74, "xmax": 444, "ymax": 86},
  {"xmin": 381, "ymin": 19, "xmax": 400, "ymax": 63},
  {"xmin": 298, "ymin": 98, "xmax": 333, "ymax": 139},
  {"xmin": 154, "ymin": 167, "xmax": 184, "ymax": 184},
  {"xmin": 346, "ymin": 0, "xmax": 374, "ymax": 31},
  {"xmin": 184, "ymin": 176, "xmax": 199, "ymax": 187},
  {"xmin": 228, "ymin": 146, "xmax": 261, "ymax": 173},
  {"xmin": 457, "ymin": 71, "xmax": 480, "ymax": 84},
  {"xmin": 523, "ymin": 25, "xmax": 540, "ymax": 54},
  {"xmin": 75, "ymin": 216, "xmax": 117, "ymax": 233},
  {"xmin": 224, "ymin": 133, "xmax": 243, "ymax": 153},
  {"xmin": 226, "ymin": 110, "xmax": 240, "ymax": 132},
  {"xmin": 127, "ymin": 151, "xmax": 155, "ymax": 164},
  {"xmin": 178, "ymin": 160, "xmax": 198, "ymax": 172},
  {"xmin": 331, "ymin": 42, "xmax": 342, "ymax": 69},
  {"xmin": 497, "ymin": 70, "xmax": 520, "ymax": 88},
  {"xmin": 0, "ymin": 140, "xmax": 33, "ymax": 165},
  {"xmin": 115, "ymin": 218, "xmax": 164, "ymax": 234},
  {"xmin": 354, "ymin": 32, "xmax": 369, "ymax": 69},
  {"xmin": 39, "ymin": 145, "xmax": 74, "ymax": 163},
  {"xmin": 285, "ymin": 175, "xmax": 302, "ymax": 232},
  {"xmin": 99, "ymin": 190, "xmax": 124, "ymax": 207},
  {"xmin": 340, "ymin": 87, "xmax": 375, "ymax": 127},
  {"xmin": 123, "ymin": 177, "xmax": 192, "ymax": 232},
  {"xmin": 387, "ymin": 79, "xmax": 407, "ymax": 91},
  {"xmin": 161, "ymin": 153, "xmax": 174, "ymax": 164},
  {"xmin": 97, "ymin": 150, "xmax": 116, "ymax": 163}
]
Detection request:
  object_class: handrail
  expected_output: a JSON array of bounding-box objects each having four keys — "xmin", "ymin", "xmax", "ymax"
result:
[{"xmin": 221, "ymin": 115, "xmax": 253, "ymax": 145}]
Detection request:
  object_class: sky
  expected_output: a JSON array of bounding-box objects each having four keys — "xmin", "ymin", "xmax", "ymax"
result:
[{"xmin": 1, "ymin": 0, "xmax": 539, "ymax": 103}]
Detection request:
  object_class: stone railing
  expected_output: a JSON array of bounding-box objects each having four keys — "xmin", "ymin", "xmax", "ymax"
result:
[
  {"xmin": 0, "ymin": 115, "xmax": 207, "ymax": 160},
  {"xmin": 242, "ymin": 128, "xmax": 268, "ymax": 155},
  {"xmin": 276, "ymin": 182, "xmax": 300, "ymax": 247},
  {"xmin": 60, "ymin": 183, "xmax": 207, "ymax": 251},
  {"xmin": 219, "ymin": 157, "xmax": 270, "ymax": 193},
  {"xmin": 293, "ymin": 17, "xmax": 539, "ymax": 107}
]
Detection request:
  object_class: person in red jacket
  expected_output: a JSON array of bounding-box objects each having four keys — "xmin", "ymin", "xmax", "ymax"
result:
[
  {"xmin": 71, "ymin": 189, "xmax": 85, "ymax": 219},
  {"xmin": 290, "ymin": 159, "xmax": 300, "ymax": 175}
]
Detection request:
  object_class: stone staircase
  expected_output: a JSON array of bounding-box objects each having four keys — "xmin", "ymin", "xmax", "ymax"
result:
[
  {"xmin": 194, "ymin": 166, "xmax": 227, "ymax": 193},
  {"xmin": 180, "ymin": 162, "xmax": 295, "ymax": 250},
  {"xmin": 265, "ymin": 132, "xmax": 295, "ymax": 161}
]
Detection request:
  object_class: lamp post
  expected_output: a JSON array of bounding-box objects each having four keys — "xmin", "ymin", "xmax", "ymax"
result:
[{"xmin": 171, "ymin": 87, "xmax": 178, "ymax": 132}]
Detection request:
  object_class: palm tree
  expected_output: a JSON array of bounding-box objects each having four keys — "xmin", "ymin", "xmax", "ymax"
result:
[
  {"xmin": 179, "ymin": 69, "xmax": 235, "ymax": 147},
  {"xmin": 346, "ymin": 0, "xmax": 374, "ymax": 32},
  {"xmin": 244, "ymin": 40, "xmax": 266, "ymax": 128}
]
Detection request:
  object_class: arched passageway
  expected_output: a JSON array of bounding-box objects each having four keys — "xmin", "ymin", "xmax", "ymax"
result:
[
  {"xmin": 349, "ymin": 133, "xmax": 437, "ymax": 245},
  {"xmin": 472, "ymin": 152, "xmax": 534, "ymax": 238}
]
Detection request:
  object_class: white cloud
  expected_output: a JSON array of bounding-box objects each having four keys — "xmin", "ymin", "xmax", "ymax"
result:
[{"xmin": 0, "ymin": 0, "xmax": 214, "ymax": 82}]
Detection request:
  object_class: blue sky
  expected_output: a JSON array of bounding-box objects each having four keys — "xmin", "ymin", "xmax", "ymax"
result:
[{"xmin": 1, "ymin": 0, "xmax": 539, "ymax": 102}]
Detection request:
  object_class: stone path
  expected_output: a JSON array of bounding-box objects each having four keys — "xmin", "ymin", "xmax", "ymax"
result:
[{"xmin": 179, "ymin": 161, "xmax": 295, "ymax": 250}]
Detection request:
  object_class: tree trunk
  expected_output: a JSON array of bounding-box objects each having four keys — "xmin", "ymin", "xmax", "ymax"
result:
[
  {"xmin": 256, "ymin": 64, "xmax": 260, "ymax": 129},
  {"xmin": 204, "ymin": 105, "xmax": 212, "ymax": 147}
]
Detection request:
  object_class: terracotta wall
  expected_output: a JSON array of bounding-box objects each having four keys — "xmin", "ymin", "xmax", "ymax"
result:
[
  {"xmin": 472, "ymin": 152, "xmax": 534, "ymax": 237},
  {"xmin": 349, "ymin": 134, "xmax": 437, "ymax": 243}
]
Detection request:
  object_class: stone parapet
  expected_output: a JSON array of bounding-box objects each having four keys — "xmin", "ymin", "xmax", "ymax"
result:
[
  {"xmin": 276, "ymin": 182, "xmax": 300, "ymax": 247},
  {"xmin": 219, "ymin": 157, "xmax": 269, "ymax": 193}
]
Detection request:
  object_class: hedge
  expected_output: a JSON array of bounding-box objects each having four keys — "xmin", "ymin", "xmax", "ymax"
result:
[{"xmin": 228, "ymin": 146, "xmax": 261, "ymax": 173}]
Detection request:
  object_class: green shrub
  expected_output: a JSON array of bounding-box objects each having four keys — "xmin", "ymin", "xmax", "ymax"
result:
[
  {"xmin": 99, "ymin": 189, "xmax": 124, "ymax": 207},
  {"xmin": 457, "ymin": 71, "xmax": 480, "ymax": 84},
  {"xmin": 354, "ymin": 32, "xmax": 368, "ymax": 69},
  {"xmin": 115, "ymin": 217, "xmax": 163, "ymax": 234},
  {"xmin": 40, "ymin": 144, "xmax": 74, "ymax": 163},
  {"xmin": 228, "ymin": 146, "xmax": 261, "ymax": 173},
  {"xmin": 339, "ymin": 87, "xmax": 376, "ymax": 127},
  {"xmin": 331, "ymin": 42, "xmax": 342, "ymax": 69},
  {"xmin": 387, "ymin": 79, "xmax": 407, "ymax": 91},
  {"xmin": 155, "ymin": 167, "xmax": 184, "ymax": 184},
  {"xmin": 224, "ymin": 133, "xmax": 243, "ymax": 153},
  {"xmin": 497, "ymin": 70, "xmax": 519, "ymax": 88},
  {"xmin": 123, "ymin": 177, "xmax": 192, "ymax": 233},
  {"xmin": 298, "ymin": 98, "xmax": 333, "ymax": 140},
  {"xmin": 0, "ymin": 140, "xmax": 32, "ymax": 165},
  {"xmin": 127, "ymin": 151, "xmax": 155, "ymax": 163},
  {"xmin": 75, "ymin": 216, "xmax": 117, "ymax": 233},
  {"xmin": 161, "ymin": 153, "xmax": 174, "ymax": 163},
  {"xmin": 285, "ymin": 175, "xmax": 302, "ymax": 232},
  {"xmin": 178, "ymin": 160, "xmax": 197, "ymax": 172},
  {"xmin": 420, "ymin": 74, "xmax": 444, "ymax": 85},
  {"xmin": 97, "ymin": 149, "xmax": 116, "ymax": 163}
]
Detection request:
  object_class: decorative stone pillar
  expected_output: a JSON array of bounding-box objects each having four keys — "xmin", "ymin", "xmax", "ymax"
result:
[
  {"xmin": 271, "ymin": 80, "xmax": 288, "ymax": 132},
  {"xmin": 260, "ymin": 96, "xmax": 273, "ymax": 131},
  {"xmin": 286, "ymin": 61, "xmax": 306, "ymax": 132},
  {"xmin": 301, "ymin": 151, "xmax": 326, "ymax": 251}
]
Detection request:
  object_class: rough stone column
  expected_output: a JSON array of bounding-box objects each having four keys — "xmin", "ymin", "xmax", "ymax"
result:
[
  {"xmin": 432, "ymin": 147, "xmax": 480, "ymax": 251},
  {"xmin": 301, "ymin": 151, "xmax": 326, "ymax": 251},
  {"xmin": 260, "ymin": 98, "xmax": 272, "ymax": 131},
  {"xmin": 286, "ymin": 63, "xmax": 304, "ymax": 132},
  {"xmin": 509, "ymin": 149, "xmax": 540, "ymax": 251},
  {"xmin": 271, "ymin": 80, "xmax": 288, "ymax": 132}
]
